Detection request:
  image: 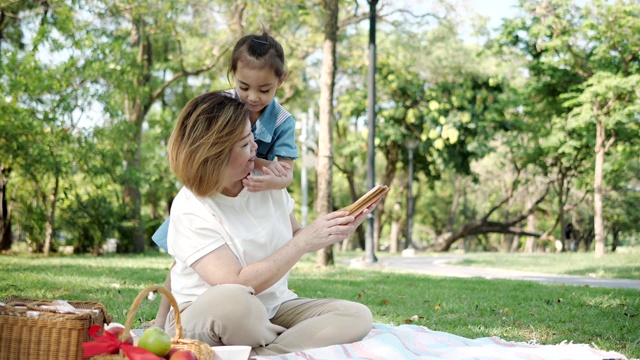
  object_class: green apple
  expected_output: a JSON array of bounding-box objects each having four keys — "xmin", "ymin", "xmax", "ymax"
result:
[{"xmin": 138, "ymin": 327, "xmax": 172, "ymax": 357}]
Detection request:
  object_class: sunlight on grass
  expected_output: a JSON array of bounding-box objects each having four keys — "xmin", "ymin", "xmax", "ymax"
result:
[
  {"xmin": 454, "ymin": 249, "xmax": 640, "ymax": 279},
  {"xmin": 1, "ymin": 252, "xmax": 638, "ymax": 358}
]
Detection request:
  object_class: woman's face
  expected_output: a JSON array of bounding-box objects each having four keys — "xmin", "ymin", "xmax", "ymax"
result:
[{"xmin": 226, "ymin": 119, "xmax": 258, "ymax": 185}]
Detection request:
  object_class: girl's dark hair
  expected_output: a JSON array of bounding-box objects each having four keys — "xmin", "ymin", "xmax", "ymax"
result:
[{"xmin": 228, "ymin": 31, "xmax": 286, "ymax": 80}]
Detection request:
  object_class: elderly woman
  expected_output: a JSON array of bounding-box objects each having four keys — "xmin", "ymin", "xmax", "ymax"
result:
[{"xmin": 163, "ymin": 91, "xmax": 375, "ymax": 356}]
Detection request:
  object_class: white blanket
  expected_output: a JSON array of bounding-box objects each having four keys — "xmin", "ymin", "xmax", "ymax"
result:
[{"xmin": 252, "ymin": 323, "xmax": 628, "ymax": 360}]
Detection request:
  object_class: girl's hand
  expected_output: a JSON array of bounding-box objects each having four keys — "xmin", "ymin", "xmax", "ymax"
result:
[
  {"xmin": 243, "ymin": 163, "xmax": 293, "ymax": 192},
  {"xmin": 263, "ymin": 161, "xmax": 290, "ymax": 177}
]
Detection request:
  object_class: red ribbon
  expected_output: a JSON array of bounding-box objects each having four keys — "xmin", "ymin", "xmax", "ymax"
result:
[{"xmin": 82, "ymin": 325, "xmax": 164, "ymax": 360}]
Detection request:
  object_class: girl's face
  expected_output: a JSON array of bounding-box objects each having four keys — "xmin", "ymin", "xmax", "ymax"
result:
[
  {"xmin": 234, "ymin": 61, "xmax": 285, "ymax": 121},
  {"xmin": 225, "ymin": 119, "xmax": 258, "ymax": 188}
]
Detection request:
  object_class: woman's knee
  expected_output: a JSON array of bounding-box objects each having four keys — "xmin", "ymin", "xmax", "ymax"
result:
[
  {"xmin": 198, "ymin": 284, "xmax": 259, "ymax": 321},
  {"xmin": 346, "ymin": 302, "xmax": 373, "ymax": 337},
  {"xmin": 320, "ymin": 300, "xmax": 372, "ymax": 339}
]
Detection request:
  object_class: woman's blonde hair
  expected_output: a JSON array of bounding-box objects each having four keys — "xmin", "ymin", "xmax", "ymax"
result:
[{"xmin": 168, "ymin": 91, "xmax": 249, "ymax": 197}]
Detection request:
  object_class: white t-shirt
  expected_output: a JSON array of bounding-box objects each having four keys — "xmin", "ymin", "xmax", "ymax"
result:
[{"xmin": 167, "ymin": 185, "xmax": 298, "ymax": 318}]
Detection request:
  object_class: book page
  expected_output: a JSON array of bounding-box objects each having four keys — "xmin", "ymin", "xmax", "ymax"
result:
[{"xmin": 339, "ymin": 185, "xmax": 389, "ymax": 216}]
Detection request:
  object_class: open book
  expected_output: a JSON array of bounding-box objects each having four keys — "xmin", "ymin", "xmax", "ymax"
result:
[{"xmin": 339, "ymin": 184, "xmax": 390, "ymax": 216}]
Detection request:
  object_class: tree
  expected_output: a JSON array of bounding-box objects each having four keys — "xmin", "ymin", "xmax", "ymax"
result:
[
  {"xmin": 0, "ymin": 0, "xmax": 96, "ymax": 255},
  {"xmin": 565, "ymin": 73, "xmax": 640, "ymax": 256},
  {"xmin": 500, "ymin": 0, "xmax": 640, "ymax": 257},
  {"xmin": 315, "ymin": 0, "xmax": 339, "ymax": 266},
  {"xmin": 89, "ymin": 0, "xmax": 231, "ymax": 251}
]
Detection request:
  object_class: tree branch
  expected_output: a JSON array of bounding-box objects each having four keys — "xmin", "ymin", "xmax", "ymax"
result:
[
  {"xmin": 481, "ymin": 166, "xmax": 521, "ymax": 222},
  {"xmin": 150, "ymin": 48, "xmax": 230, "ymax": 105},
  {"xmin": 603, "ymin": 129, "xmax": 616, "ymax": 153},
  {"xmin": 505, "ymin": 183, "xmax": 550, "ymax": 227}
]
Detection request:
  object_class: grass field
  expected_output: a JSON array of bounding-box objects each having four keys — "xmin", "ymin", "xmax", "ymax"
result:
[
  {"xmin": 453, "ymin": 247, "xmax": 640, "ymax": 280},
  {"xmin": 1, "ymin": 251, "xmax": 638, "ymax": 359}
]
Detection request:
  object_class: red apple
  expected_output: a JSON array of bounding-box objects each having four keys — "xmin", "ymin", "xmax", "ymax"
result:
[
  {"xmin": 104, "ymin": 324, "xmax": 133, "ymax": 345},
  {"xmin": 165, "ymin": 348, "xmax": 180, "ymax": 360},
  {"xmin": 169, "ymin": 350, "xmax": 197, "ymax": 360}
]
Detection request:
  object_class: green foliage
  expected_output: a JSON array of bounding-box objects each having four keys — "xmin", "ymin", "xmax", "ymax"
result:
[
  {"xmin": 1, "ymin": 0, "xmax": 639, "ymax": 255},
  {"xmin": 58, "ymin": 192, "xmax": 123, "ymax": 254}
]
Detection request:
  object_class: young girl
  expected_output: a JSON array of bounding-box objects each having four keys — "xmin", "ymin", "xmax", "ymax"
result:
[
  {"xmin": 150, "ymin": 32, "xmax": 300, "ymax": 330},
  {"xmin": 152, "ymin": 31, "xmax": 298, "ymax": 252},
  {"xmin": 230, "ymin": 32, "xmax": 298, "ymax": 192}
]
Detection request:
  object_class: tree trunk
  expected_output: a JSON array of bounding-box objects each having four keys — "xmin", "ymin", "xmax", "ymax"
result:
[
  {"xmin": 501, "ymin": 207, "xmax": 510, "ymax": 252},
  {"xmin": 557, "ymin": 171, "xmax": 567, "ymax": 252},
  {"xmin": 524, "ymin": 195, "xmax": 536, "ymax": 253},
  {"xmin": 42, "ymin": 176, "xmax": 59, "ymax": 257},
  {"xmin": 375, "ymin": 147, "xmax": 399, "ymax": 250},
  {"xmin": 342, "ymin": 168, "xmax": 363, "ymax": 250},
  {"xmin": 593, "ymin": 118, "xmax": 606, "ymax": 258},
  {"xmin": 389, "ymin": 202, "xmax": 401, "ymax": 253},
  {"xmin": 315, "ymin": 0, "xmax": 339, "ymax": 267},
  {"xmin": 0, "ymin": 165, "xmax": 12, "ymax": 251},
  {"xmin": 124, "ymin": 101, "xmax": 145, "ymax": 253},
  {"xmin": 389, "ymin": 219, "xmax": 400, "ymax": 253},
  {"xmin": 447, "ymin": 176, "xmax": 461, "ymax": 233},
  {"xmin": 510, "ymin": 234, "xmax": 520, "ymax": 253}
]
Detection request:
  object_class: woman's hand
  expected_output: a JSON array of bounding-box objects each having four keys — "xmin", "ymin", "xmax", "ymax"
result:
[{"xmin": 295, "ymin": 199, "xmax": 379, "ymax": 252}]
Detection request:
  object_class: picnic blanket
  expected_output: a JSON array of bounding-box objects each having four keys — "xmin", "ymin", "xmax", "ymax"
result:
[{"xmin": 252, "ymin": 323, "xmax": 628, "ymax": 360}]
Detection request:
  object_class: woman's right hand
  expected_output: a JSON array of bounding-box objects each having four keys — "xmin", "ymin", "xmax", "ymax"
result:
[{"xmin": 295, "ymin": 203, "xmax": 375, "ymax": 252}]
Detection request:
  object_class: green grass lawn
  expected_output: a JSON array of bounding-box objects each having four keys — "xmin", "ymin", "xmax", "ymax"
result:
[
  {"xmin": 452, "ymin": 247, "xmax": 640, "ymax": 280},
  {"xmin": 1, "ymin": 251, "xmax": 638, "ymax": 359}
]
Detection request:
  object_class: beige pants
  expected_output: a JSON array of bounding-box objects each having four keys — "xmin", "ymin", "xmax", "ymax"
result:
[{"xmin": 165, "ymin": 284, "xmax": 373, "ymax": 356}]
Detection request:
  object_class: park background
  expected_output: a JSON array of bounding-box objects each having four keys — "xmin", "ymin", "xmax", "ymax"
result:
[
  {"xmin": 1, "ymin": 0, "xmax": 639, "ymax": 260},
  {"xmin": 1, "ymin": 1, "xmax": 639, "ymax": 358}
]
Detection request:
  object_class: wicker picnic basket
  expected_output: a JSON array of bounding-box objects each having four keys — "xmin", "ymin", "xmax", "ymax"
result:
[
  {"xmin": 91, "ymin": 285, "xmax": 214, "ymax": 360},
  {"xmin": 0, "ymin": 296, "xmax": 110, "ymax": 360}
]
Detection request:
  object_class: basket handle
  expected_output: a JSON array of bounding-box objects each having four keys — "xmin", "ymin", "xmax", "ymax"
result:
[{"xmin": 121, "ymin": 285, "xmax": 183, "ymax": 343}]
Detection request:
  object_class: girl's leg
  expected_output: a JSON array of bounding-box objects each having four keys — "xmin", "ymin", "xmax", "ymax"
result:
[
  {"xmin": 253, "ymin": 298, "xmax": 372, "ymax": 355},
  {"xmin": 165, "ymin": 284, "xmax": 285, "ymax": 347}
]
